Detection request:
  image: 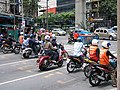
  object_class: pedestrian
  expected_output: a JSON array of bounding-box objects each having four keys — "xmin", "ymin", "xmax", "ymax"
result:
[{"xmin": 73, "ymin": 31, "xmax": 79, "ymax": 42}]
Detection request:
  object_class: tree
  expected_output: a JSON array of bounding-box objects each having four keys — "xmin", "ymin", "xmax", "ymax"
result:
[
  {"xmin": 23, "ymin": 0, "xmax": 40, "ymax": 18},
  {"xmin": 99, "ymin": 0, "xmax": 117, "ymax": 26}
]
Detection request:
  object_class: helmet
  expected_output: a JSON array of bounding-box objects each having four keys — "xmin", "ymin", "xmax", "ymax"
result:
[
  {"xmin": 45, "ymin": 35, "xmax": 50, "ymax": 40},
  {"xmin": 52, "ymin": 34, "xmax": 56, "ymax": 39},
  {"xmin": 92, "ymin": 39, "xmax": 99, "ymax": 46},
  {"xmin": 0, "ymin": 34, "xmax": 3, "ymax": 37},
  {"xmin": 20, "ymin": 32, "xmax": 24, "ymax": 35},
  {"xmin": 77, "ymin": 38, "xmax": 82, "ymax": 42},
  {"xmin": 24, "ymin": 34, "xmax": 27, "ymax": 37},
  {"xmin": 30, "ymin": 34, "xmax": 34, "ymax": 38},
  {"xmin": 102, "ymin": 41, "xmax": 111, "ymax": 48}
]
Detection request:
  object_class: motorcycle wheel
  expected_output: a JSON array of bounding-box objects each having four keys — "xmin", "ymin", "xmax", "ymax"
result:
[
  {"xmin": 23, "ymin": 53, "xmax": 29, "ymax": 58},
  {"xmin": 67, "ymin": 61, "xmax": 76, "ymax": 73},
  {"xmin": 62, "ymin": 53, "xmax": 68, "ymax": 61},
  {"xmin": 39, "ymin": 59, "xmax": 48, "ymax": 71},
  {"xmin": 57, "ymin": 60, "xmax": 63, "ymax": 67},
  {"xmin": 2, "ymin": 47, "xmax": 8, "ymax": 54},
  {"xmin": 89, "ymin": 71, "xmax": 101, "ymax": 86},
  {"xmin": 84, "ymin": 64, "xmax": 93, "ymax": 78},
  {"xmin": 14, "ymin": 48, "xmax": 20, "ymax": 54}
]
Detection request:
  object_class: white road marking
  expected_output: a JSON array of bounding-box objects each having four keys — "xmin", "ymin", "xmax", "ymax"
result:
[
  {"xmin": 110, "ymin": 88, "xmax": 117, "ymax": 90},
  {"xmin": 0, "ymin": 66, "xmax": 66, "ymax": 86},
  {"xmin": 0, "ymin": 59, "xmax": 37, "ymax": 67}
]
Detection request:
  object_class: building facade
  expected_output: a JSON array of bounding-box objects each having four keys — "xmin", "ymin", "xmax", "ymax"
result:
[
  {"xmin": 38, "ymin": 0, "xmax": 57, "ymax": 16},
  {"xmin": 0, "ymin": 0, "xmax": 10, "ymax": 13},
  {"xmin": 56, "ymin": 0, "xmax": 75, "ymax": 13}
]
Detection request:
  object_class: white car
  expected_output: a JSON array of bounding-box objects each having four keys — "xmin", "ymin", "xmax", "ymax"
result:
[{"xmin": 52, "ymin": 28, "xmax": 66, "ymax": 36}]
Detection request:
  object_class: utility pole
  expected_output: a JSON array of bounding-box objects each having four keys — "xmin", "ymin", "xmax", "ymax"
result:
[
  {"xmin": 13, "ymin": 0, "xmax": 16, "ymax": 39},
  {"xmin": 117, "ymin": 0, "xmax": 120, "ymax": 89},
  {"xmin": 21, "ymin": 0, "xmax": 24, "ymax": 33},
  {"xmin": 46, "ymin": 0, "xmax": 48, "ymax": 31}
]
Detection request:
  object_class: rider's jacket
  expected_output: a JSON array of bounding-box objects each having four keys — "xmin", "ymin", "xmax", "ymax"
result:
[
  {"xmin": 89, "ymin": 45, "xmax": 99, "ymax": 62},
  {"xmin": 99, "ymin": 48, "xmax": 109, "ymax": 65}
]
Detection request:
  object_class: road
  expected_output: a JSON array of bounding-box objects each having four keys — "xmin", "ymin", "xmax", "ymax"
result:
[{"xmin": 0, "ymin": 35, "xmax": 117, "ymax": 90}]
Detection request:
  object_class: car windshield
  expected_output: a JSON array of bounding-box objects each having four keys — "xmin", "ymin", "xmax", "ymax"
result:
[{"xmin": 108, "ymin": 29, "xmax": 115, "ymax": 33}]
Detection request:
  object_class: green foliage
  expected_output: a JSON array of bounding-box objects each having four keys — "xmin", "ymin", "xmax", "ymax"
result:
[
  {"xmin": 99, "ymin": 0, "xmax": 117, "ymax": 19},
  {"xmin": 36, "ymin": 10, "xmax": 75, "ymax": 28},
  {"xmin": 23, "ymin": 0, "xmax": 40, "ymax": 18}
]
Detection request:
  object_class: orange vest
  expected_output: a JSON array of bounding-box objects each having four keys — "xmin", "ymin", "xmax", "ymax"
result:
[
  {"xmin": 74, "ymin": 33, "xmax": 79, "ymax": 39},
  {"xmin": 99, "ymin": 48, "xmax": 109, "ymax": 65},
  {"xmin": 19, "ymin": 35, "xmax": 24, "ymax": 44},
  {"xmin": 89, "ymin": 45, "xmax": 99, "ymax": 61}
]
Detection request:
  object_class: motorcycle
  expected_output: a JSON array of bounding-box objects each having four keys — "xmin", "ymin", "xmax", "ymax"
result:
[
  {"xmin": 14, "ymin": 42, "xmax": 22, "ymax": 54},
  {"xmin": 89, "ymin": 58, "xmax": 117, "ymax": 86},
  {"xmin": 68, "ymin": 37, "xmax": 74, "ymax": 44},
  {"xmin": 83, "ymin": 59, "xmax": 98, "ymax": 78},
  {"xmin": 22, "ymin": 42, "xmax": 41, "ymax": 58},
  {"xmin": 66, "ymin": 47, "xmax": 87, "ymax": 73},
  {"xmin": 36, "ymin": 44, "xmax": 64, "ymax": 71},
  {"xmin": 1, "ymin": 41, "xmax": 18, "ymax": 54},
  {"xmin": 59, "ymin": 43, "xmax": 68, "ymax": 61}
]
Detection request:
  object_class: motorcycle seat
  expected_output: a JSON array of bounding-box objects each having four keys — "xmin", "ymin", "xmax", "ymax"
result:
[
  {"xmin": 93, "ymin": 64, "xmax": 108, "ymax": 70},
  {"xmin": 69, "ymin": 55, "xmax": 80, "ymax": 58}
]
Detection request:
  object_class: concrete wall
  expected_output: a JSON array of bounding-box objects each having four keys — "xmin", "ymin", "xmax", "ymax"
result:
[{"xmin": 75, "ymin": 0, "xmax": 86, "ymax": 28}]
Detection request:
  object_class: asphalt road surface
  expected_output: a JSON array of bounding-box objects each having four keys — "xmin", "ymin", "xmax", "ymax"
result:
[{"xmin": 0, "ymin": 35, "xmax": 117, "ymax": 90}]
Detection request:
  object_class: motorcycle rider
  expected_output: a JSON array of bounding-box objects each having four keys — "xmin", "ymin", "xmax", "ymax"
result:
[
  {"xmin": 19, "ymin": 32, "xmax": 24, "ymax": 45},
  {"xmin": 73, "ymin": 30, "xmax": 79, "ymax": 42},
  {"xmin": 99, "ymin": 41, "xmax": 117, "ymax": 87},
  {"xmin": 29, "ymin": 34, "xmax": 40, "ymax": 56},
  {"xmin": 88, "ymin": 39, "xmax": 100, "ymax": 63},
  {"xmin": 6, "ymin": 33, "xmax": 16, "ymax": 48},
  {"xmin": 22, "ymin": 34, "xmax": 29, "ymax": 49},
  {"xmin": 51, "ymin": 34, "xmax": 58, "ymax": 47},
  {"xmin": 44, "ymin": 35, "xmax": 58, "ymax": 62},
  {"xmin": 73, "ymin": 38, "xmax": 84, "ymax": 63}
]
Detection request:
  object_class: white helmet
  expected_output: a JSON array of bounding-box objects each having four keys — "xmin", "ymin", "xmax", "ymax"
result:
[
  {"xmin": 45, "ymin": 35, "xmax": 50, "ymax": 40},
  {"xmin": 102, "ymin": 41, "xmax": 111, "ymax": 48},
  {"xmin": 52, "ymin": 34, "xmax": 56, "ymax": 39},
  {"xmin": 20, "ymin": 32, "xmax": 24, "ymax": 35},
  {"xmin": 92, "ymin": 39, "xmax": 99, "ymax": 46}
]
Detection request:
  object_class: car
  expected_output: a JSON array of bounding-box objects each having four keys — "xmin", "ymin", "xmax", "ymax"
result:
[
  {"xmin": 52, "ymin": 28, "xmax": 66, "ymax": 36},
  {"xmin": 94, "ymin": 28, "xmax": 117, "ymax": 40},
  {"xmin": 74, "ymin": 29, "xmax": 96, "ymax": 45},
  {"xmin": 110, "ymin": 26, "xmax": 117, "ymax": 32}
]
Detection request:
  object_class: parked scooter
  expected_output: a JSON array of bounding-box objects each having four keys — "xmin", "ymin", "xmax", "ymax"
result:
[
  {"xmin": 36, "ymin": 44, "xmax": 64, "ymax": 71},
  {"xmin": 89, "ymin": 58, "xmax": 117, "ymax": 86}
]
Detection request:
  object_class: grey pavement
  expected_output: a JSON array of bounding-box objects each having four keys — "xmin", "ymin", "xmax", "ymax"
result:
[{"xmin": 0, "ymin": 35, "xmax": 117, "ymax": 90}]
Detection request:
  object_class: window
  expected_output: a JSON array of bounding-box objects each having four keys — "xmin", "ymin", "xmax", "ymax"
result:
[
  {"xmin": 104, "ymin": 30, "xmax": 107, "ymax": 33},
  {"xmin": 100, "ymin": 30, "xmax": 103, "ymax": 33},
  {"xmin": 96, "ymin": 30, "xmax": 99, "ymax": 32}
]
